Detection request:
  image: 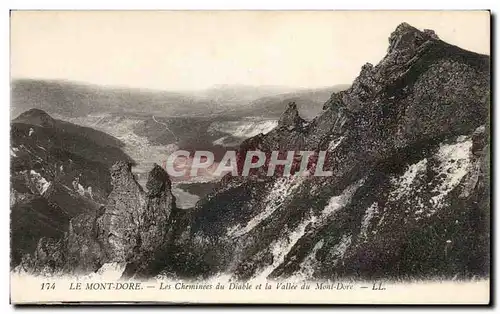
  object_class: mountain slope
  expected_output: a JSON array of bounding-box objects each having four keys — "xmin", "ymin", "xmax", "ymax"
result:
[
  {"xmin": 179, "ymin": 23, "xmax": 490, "ymax": 280},
  {"xmin": 11, "ymin": 79, "xmax": 221, "ymax": 118}
]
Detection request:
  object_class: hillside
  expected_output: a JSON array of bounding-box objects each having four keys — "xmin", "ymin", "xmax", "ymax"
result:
[
  {"xmin": 15, "ymin": 23, "xmax": 490, "ymax": 281},
  {"xmin": 10, "ymin": 109, "xmax": 134, "ymax": 266}
]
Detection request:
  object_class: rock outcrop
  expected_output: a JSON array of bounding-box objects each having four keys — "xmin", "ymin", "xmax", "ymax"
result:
[
  {"xmin": 96, "ymin": 161, "xmax": 147, "ymax": 263},
  {"xmin": 97, "ymin": 162, "xmax": 176, "ymax": 276},
  {"xmin": 182, "ymin": 23, "xmax": 490, "ymax": 280},
  {"xmin": 15, "ymin": 23, "xmax": 490, "ymax": 281},
  {"xmin": 16, "ymin": 161, "xmax": 177, "ymax": 278},
  {"xmin": 10, "ymin": 110, "xmax": 134, "ymax": 267}
]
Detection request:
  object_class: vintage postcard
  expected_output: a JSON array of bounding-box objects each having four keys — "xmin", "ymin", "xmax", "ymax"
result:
[{"xmin": 9, "ymin": 10, "xmax": 491, "ymax": 304}]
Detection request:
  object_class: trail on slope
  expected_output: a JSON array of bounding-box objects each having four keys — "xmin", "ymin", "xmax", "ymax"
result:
[{"xmin": 152, "ymin": 115, "xmax": 179, "ymax": 142}]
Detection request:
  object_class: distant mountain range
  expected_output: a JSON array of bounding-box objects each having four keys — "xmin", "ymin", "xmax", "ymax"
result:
[{"xmin": 11, "ymin": 79, "xmax": 348, "ymax": 119}]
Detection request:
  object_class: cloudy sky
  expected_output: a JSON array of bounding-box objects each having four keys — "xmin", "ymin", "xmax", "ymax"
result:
[{"xmin": 11, "ymin": 11, "xmax": 490, "ymax": 91}]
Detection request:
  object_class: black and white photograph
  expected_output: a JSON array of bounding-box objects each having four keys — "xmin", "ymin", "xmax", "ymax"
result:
[{"xmin": 8, "ymin": 10, "xmax": 491, "ymax": 304}]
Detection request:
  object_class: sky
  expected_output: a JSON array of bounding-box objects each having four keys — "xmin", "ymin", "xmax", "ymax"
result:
[{"xmin": 11, "ymin": 11, "xmax": 490, "ymax": 91}]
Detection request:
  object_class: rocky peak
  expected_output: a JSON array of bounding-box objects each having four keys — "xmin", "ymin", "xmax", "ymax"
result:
[
  {"xmin": 110, "ymin": 160, "xmax": 133, "ymax": 180},
  {"xmin": 325, "ymin": 23, "xmax": 440, "ymax": 111},
  {"xmin": 278, "ymin": 101, "xmax": 305, "ymax": 131},
  {"xmin": 388, "ymin": 22, "xmax": 439, "ymax": 54},
  {"xmin": 96, "ymin": 161, "xmax": 176, "ymax": 275},
  {"xmin": 18, "ymin": 160, "xmax": 178, "ymax": 278}
]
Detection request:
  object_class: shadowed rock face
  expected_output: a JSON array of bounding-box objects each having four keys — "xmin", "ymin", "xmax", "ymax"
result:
[
  {"xmin": 65, "ymin": 212, "xmax": 105, "ymax": 274},
  {"xmin": 9, "ymin": 108, "xmax": 135, "ymax": 267}
]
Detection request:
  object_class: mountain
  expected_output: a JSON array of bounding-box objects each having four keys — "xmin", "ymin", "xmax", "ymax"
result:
[
  {"xmin": 15, "ymin": 23, "xmax": 490, "ymax": 281},
  {"xmin": 11, "ymin": 79, "xmax": 344, "ymax": 119},
  {"xmin": 10, "ymin": 109, "xmax": 134, "ymax": 266}
]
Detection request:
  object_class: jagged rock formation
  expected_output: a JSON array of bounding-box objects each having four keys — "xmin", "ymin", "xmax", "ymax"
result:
[
  {"xmin": 15, "ymin": 161, "xmax": 178, "ymax": 278},
  {"xmin": 178, "ymin": 23, "xmax": 490, "ymax": 280}
]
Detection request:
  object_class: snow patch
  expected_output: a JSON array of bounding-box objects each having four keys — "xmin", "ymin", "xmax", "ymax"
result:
[
  {"xmin": 172, "ymin": 185, "xmax": 200, "ymax": 209},
  {"xmin": 387, "ymin": 136, "xmax": 473, "ymax": 219},
  {"xmin": 209, "ymin": 119, "xmax": 278, "ymax": 138},
  {"xmin": 329, "ymin": 234, "xmax": 352, "ymax": 267},
  {"xmin": 77, "ymin": 183, "xmax": 86, "ymax": 196},
  {"xmin": 75, "ymin": 262, "xmax": 127, "ymax": 281},
  {"xmin": 29, "ymin": 170, "xmax": 51, "ymax": 195},
  {"xmin": 290, "ymin": 240, "xmax": 325, "ymax": 280},
  {"xmin": 94, "ymin": 262, "xmax": 126, "ymax": 280},
  {"xmin": 322, "ymin": 179, "xmax": 365, "ymax": 216},
  {"xmin": 254, "ymin": 178, "xmax": 364, "ymax": 279},
  {"xmin": 212, "ymin": 136, "xmax": 229, "ymax": 146},
  {"xmin": 87, "ymin": 186, "xmax": 93, "ymax": 199}
]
